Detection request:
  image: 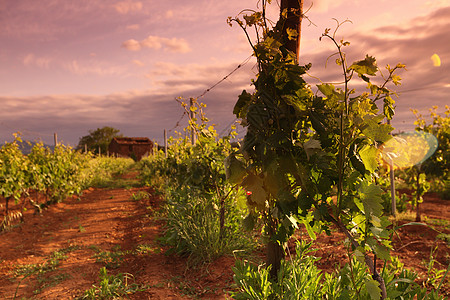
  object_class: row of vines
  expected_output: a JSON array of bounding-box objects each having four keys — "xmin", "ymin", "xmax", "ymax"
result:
[
  {"xmin": 0, "ymin": 134, "xmax": 135, "ymax": 231},
  {"xmin": 0, "ymin": 135, "xmax": 89, "ymax": 230}
]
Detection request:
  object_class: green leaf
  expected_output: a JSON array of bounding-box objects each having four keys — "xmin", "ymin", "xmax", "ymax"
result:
[
  {"xmin": 362, "ymin": 115, "xmax": 393, "ymax": 142},
  {"xmin": 304, "ymin": 221, "xmax": 316, "ymax": 240},
  {"xmin": 243, "ymin": 213, "xmax": 257, "ymax": 231},
  {"xmin": 359, "ymin": 182, "xmax": 383, "ymax": 217},
  {"xmin": 364, "ymin": 278, "xmax": 381, "ymax": 300},
  {"xmin": 359, "ymin": 145, "xmax": 378, "ymax": 173},
  {"xmin": 242, "ymin": 174, "xmax": 267, "ymax": 210},
  {"xmin": 283, "ymin": 94, "xmax": 307, "ymax": 113},
  {"xmin": 317, "ymin": 83, "xmax": 335, "ymax": 98},
  {"xmin": 224, "ymin": 155, "xmax": 247, "ymax": 184},
  {"xmin": 233, "ymin": 90, "xmax": 253, "ymax": 119},
  {"xmin": 383, "ymin": 95, "xmax": 395, "ymax": 120},
  {"xmin": 349, "ymin": 55, "xmax": 378, "ymax": 76}
]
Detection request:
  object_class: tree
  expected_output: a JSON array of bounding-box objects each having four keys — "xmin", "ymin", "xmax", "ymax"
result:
[{"xmin": 76, "ymin": 126, "xmax": 122, "ymax": 155}]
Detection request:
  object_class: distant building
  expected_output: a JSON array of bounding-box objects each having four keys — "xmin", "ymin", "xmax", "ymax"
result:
[{"xmin": 108, "ymin": 137, "xmax": 153, "ymax": 161}]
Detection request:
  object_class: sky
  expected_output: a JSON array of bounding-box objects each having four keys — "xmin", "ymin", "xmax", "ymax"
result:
[{"xmin": 1, "ymin": 0, "xmax": 449, "ymax": 147}]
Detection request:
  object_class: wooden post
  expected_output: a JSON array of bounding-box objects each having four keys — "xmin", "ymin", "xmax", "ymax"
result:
[
  {"xmin": 280, "ymin": 0, "xmax": 303, "ymax": 62},
  {"xmin": 85, "ymin": 144, "xmax": 87, "ymax": 153},
  {"xmin": 98, "ymin": 146, "xmax": 101, "ymax": 156},
  {"xmin": 164, "ymin": 129, "xmax": 168, "ymax": 158},
  {"xmin": 54, "ymin": 133, "xmax": 58, "ymax": 147}
]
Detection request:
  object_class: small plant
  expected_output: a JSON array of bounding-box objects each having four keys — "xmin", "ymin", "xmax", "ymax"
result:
[
  {"xmin": 231, "ymin": 241, "xmax": 447, "ymax": 299},
  {"xmin": 33, "ymin": 273, "xmax": 71, "ymax": 295},
  {"xmin": 130, "ymin": 191, "xmax": 150, "ymax": 201},
  {"xmin": 92, "ymin": 247, "xmax": 130, "ymax": 269},
  {"xmin": 424, "ymin": 246, "xmax": 449, "ymax": 291},
  {"xmin": 78, "ymin": 267, "xmax": 145, "ymax": 299},
  {"xmin": 135, "ymin": 244, "xmax": 161, "ymax": 255},
  {"xmin": 12, "ymin": 245, "xmax": 79, "ymax": 299},
  {"xmin": 161, "ymin": 185, "xmax": 254, "ymax": 265}
]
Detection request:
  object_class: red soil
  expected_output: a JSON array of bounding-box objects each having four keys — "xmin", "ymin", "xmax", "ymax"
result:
[{"xmin": 0, "ymin": 184, "xmax": 448, "ymax": 299}]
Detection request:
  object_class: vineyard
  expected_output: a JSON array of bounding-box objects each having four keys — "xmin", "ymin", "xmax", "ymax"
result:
[
  {"xmin": 0, "ymin": 102, "xmax": 448, "ymax": 299},
  {"xmin": 1, "ymin": 2, "xmax": 450, "ymax": 299}
]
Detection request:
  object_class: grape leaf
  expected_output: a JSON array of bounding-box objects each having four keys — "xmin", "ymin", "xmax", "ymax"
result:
[
  {"xmin": 224, "ymin": 155, "xmax": 247, "ymax": 184},
  {"xmin": 362, "ymin": 115, "xmax": 393, "ymax": 142},
  {"xmin": 364, "ymin": 278, "xmax": 381, "ymax": 300},
  {"xmin": 242, "ymin": 174, "xmax": 267, "ymax": 210},
  {"xmin": 359, "ymin": 182, "xmax": 383, "ymax": 217},
  {"xmin": 233, "ymin": 90, "xmax": 253, "ymax": 119},
  {"xmin": 349, "ymin": 55, "xmax": 378, "ymax": 76},
  {"xmin": 359, "ymin": 145, "xmax": 378, "ymax": 173}
]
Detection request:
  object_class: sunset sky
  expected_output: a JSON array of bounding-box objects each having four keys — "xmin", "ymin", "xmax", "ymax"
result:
[{"xmin": 1, "ymin": 0, "xmax": 449, "ymax": 146}]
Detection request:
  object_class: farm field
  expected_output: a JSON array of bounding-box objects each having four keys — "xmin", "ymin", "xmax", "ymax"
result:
[{"xmin": 0, "ymin": 172, "xmax": 448, "ymax": 299}]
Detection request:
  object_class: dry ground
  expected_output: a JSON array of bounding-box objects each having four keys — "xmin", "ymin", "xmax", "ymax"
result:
[{"xmin": 0, "ymin": 181, "xmax": 448, "ymax": 299}]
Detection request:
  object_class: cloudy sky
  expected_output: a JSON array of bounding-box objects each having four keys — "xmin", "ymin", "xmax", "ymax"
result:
[{"xmin": 1, "ymin": 0, "xmax": 449, "ymax": 146}]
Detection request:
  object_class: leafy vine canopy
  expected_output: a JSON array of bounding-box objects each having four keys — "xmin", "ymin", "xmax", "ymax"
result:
[{"xmin": 226, "ymin": 2, "xmax": 405, "ymax": 254}]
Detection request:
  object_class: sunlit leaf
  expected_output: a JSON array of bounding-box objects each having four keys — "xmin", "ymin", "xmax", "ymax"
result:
[
  {"xmin": 359, "ymin": 182, "xmax": 383, "ymax": 217},
  {"xmin": 349, "ymin": 55, "xmax": 378, "ymax": 76},
  {"xmin": 359, "ymin": 145, "xmax": 378, "ymax": 173}
]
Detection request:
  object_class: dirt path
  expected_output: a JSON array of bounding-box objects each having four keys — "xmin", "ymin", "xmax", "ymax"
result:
[
  {"xmin": 0, "ymin": 186, "xmax": 233, "ymax": 299},
  {"xmin": 0, "ymin": 182, "xmax": 448, "ymax": 299}
]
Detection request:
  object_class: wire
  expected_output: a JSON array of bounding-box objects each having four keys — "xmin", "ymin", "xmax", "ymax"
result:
[
  {"xmin": 169, "ymin": 55, "xmax": 254, "ymax": 132},
  {"xmin": 195, "ymin": 55, "xmax": 253, "ymax": 100}
]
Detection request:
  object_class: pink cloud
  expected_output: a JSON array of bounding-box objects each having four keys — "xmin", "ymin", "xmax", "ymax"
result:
[
  {"xmin": 113, "ymin": 1, "xmax": 143, "ymax": 14},
  {"xmin": 121, "ymin": 39, "xmax": 141, "ymax": 51},
  {"xmin": 23, "ymin": 53, "xmax": 51, "ymax": 69},
  {"xmin": 122, "ymin": 35, "xmax": 191, "ymax": 53}
]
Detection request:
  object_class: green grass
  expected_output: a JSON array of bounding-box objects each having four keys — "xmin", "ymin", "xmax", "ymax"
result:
[
  {"xmin": 77, "ymin": 267, "xmax": 146, "ymax": 299},
  {"xmin": 91, "ymin": 245, "xmax": 131, "ymax": 269},
  {"xmin": 82, "ymin": 157, "xmax": 141, "ymax": 189},
  {"xmin": 11, "ymin": 245, "xmax": 80, "ymax": 299},
  {"xmin": 130, "ymin": 191, "xmax": 150, "ymax": 201}
]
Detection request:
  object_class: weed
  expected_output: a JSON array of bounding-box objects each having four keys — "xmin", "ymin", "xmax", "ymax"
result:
[
  {"xmin": 423, "ymin": 216, "xmax": 450, "ymax": 229},
  {"xmin": 78, "ymin": 267, "xmax": 146, "ymax": 299},
  {"xmin": 92, "ymin": 247, "xmax": 130, "ymax": 269},
  {"xmin": 168, "ymin": 276, "xmax": 199, "ymax": 297},
  {"xmin": 424, "ymin": 246, "xmax": 449, "ymax": 291},
  {"xmin": 33, "ymin": 273, "xmax": 71, "ymax": 295},
  {"xmin": 130, "ymin": 191, "xmax": 150, "ymax": 201},
  {"xmin": 12, "ymin": 245, "xmax": 79, "ymax": 299},
  {"xmin": 161, "ymin": 186, "xmax": 254, "ymax": 265},
  {"xmin": 88, "ymin": 245, "xmax": 100, "ymax": 252},
  {"xmin": 135, "ymin": 244, "xmax": 161, "ymax": 255},
  {"xmin": 78, "ymin": 224, "xmax": 86, "ymax": 232},
  {"xmin": 231, "ymin": 241, "xmax": 447, "ymax": 299},
  {"xmin": 437, "ymin": 233, "xmax": 450, "ymax": 245}
]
